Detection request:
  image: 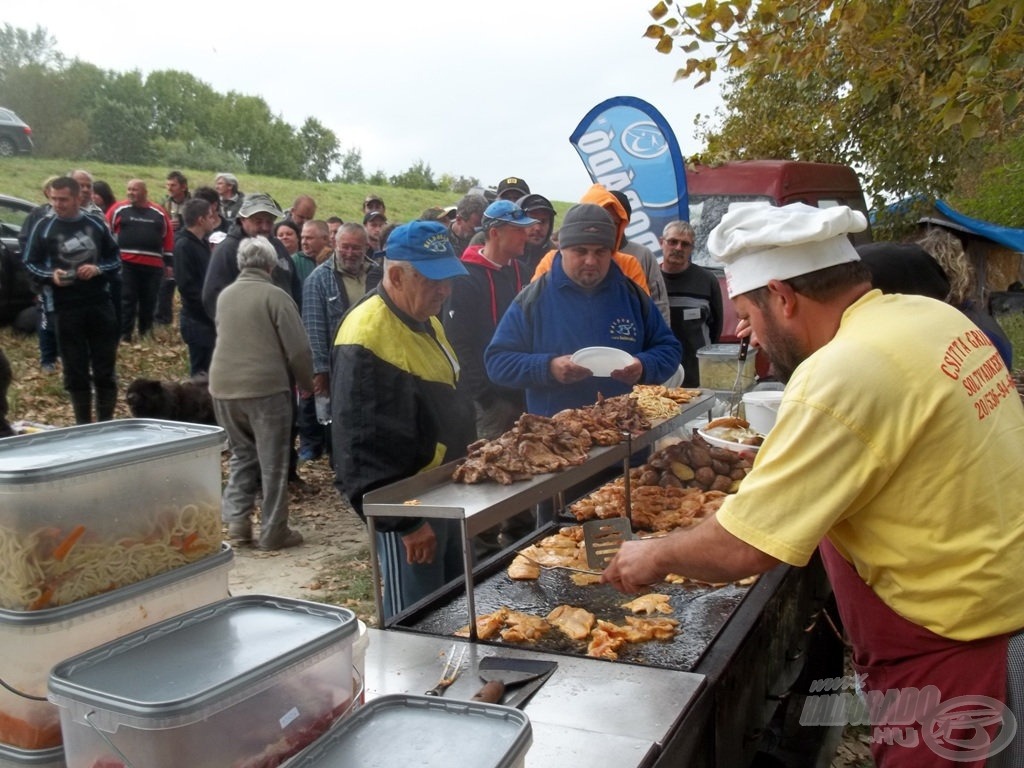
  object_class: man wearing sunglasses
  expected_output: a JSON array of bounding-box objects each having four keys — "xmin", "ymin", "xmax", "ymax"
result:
[{"xmin": 661, "ymin": 220, "xmax": 723, "ymax": 387}]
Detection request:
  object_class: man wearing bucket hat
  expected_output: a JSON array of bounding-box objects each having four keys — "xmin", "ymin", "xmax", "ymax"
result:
[
  {"xmin": 603, "ymin": 202, "xmax": 1024, "ymax": 767},
  {"xmin": 201, "ymin": 192, "xmax": 302, "ymax": 320},
  {"xmin": 485, "ymin": 203, "xmax": 681, "ymax": 417},
  {"xmin": 331, "ymin": 220, "xmax": 475, "ymax": 619}
]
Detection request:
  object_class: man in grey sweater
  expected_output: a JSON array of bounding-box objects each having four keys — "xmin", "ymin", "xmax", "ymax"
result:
[{"xmin": 210, "ymin": 236, "xmax": 314, "ymax": 551}]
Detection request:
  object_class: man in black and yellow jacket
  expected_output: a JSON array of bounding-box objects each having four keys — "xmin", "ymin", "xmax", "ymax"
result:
[{"xmin": 331, "ymin": 220, "xmax": 475, "ymax": 619}]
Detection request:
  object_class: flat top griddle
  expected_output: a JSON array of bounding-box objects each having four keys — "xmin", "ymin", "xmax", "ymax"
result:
[{"xmin": 396, "ymin": 557, "xmax": 750, "ymax": 672}]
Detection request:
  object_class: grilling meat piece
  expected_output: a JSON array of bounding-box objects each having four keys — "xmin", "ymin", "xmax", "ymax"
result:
[
  {"xmin": 547, "ymin": 605, "xmax": 596, "ymax": 641},
  {"xmin": 500, "ymin": 610, "xmax": 551, "ymax": 643},
  {"xmin": 455, "ymin": 607, "xmax": 509, "ymax": 640},
  {"xmin": 624, "ymin": 616, "xmax": 679, "ymax": 641},
  {"xmin": 507, "ymin": 555, "xmax": 541, "ymax": 580},
  {"xmin": 588, "ymin": 620, "xmax": 630, "ymax": 660},
  {"xmin": 622, "ymin": 593, "xmax": 673, "ymax": 615}
]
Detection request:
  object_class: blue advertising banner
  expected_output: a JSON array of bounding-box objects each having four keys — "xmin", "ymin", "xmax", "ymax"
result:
[{"xmin": 569, "ymin": 96, "xmax": 688, "ymax": 257}]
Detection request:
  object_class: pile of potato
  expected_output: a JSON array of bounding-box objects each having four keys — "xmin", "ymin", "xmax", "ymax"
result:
[{"xmin": 632, "ymin": 435, "xmax": 753, "ymax": 493}]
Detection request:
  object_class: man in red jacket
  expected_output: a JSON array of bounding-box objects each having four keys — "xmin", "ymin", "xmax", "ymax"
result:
[{"xmin": 107, "ymin": 179, "xmax": 174, "ymax": 342}]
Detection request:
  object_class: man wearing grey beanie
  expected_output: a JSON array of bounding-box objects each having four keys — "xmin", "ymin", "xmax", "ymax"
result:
[{"xmin": 485, "ymin": 203, "xmax": 681, "ymax": 417}]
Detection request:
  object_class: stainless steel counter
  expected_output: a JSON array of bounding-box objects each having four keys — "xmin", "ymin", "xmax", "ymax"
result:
[{"xmin": 362, "ymin": 628, "xmax": 706, "ymax": 768}]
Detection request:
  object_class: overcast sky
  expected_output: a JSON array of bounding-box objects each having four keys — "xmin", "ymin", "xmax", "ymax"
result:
[{"xmin": 7, "ymin": 0, "xmax": 724, "ymax": 202}]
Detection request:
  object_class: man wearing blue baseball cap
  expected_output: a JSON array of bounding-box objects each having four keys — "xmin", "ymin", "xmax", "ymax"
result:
[
  {"xmin": 445, "ymin": 200, "xmax": 538, "ymax": 553},
  {"xmin": 330, "ymin": 220, "xmax": 475, "ymax": 619}
]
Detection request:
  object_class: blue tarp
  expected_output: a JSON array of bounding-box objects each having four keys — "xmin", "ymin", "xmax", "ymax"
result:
[{"xmin": 929, "ymin": 201, "xmax": 1024, "ymax": 253}]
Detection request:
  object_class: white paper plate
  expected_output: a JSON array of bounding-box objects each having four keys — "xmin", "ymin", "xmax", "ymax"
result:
[
  {"xmin": 570, "ymin": 346, "xmax": 634, "ymax": 377},
  {"xmin": 697, "ymin": 427, "xmax": 762, "ymax": 454}
]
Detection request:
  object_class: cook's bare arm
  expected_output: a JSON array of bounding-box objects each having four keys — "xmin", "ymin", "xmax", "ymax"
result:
[{"xmin": 602, "ymin": 516, "xmax": 779, "ymax": 593}]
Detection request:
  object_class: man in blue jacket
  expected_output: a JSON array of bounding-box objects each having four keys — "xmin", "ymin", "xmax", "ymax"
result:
[{"xmin": 485, "ymin": 203, "xmax": 682, "ymax": 417}]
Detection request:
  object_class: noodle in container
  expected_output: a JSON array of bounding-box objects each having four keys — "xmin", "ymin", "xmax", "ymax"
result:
[{"xmin": 0, "ymin": 420, "xmax": 226, "ymax": 611}]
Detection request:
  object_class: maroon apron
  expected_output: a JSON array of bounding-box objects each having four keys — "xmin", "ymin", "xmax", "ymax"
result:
[{"xmin": 819, "ymin": 538, "xmax": 1010, "ymax": 767}]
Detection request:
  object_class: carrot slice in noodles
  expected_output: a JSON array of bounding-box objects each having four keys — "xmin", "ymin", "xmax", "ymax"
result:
[{"xmin": 52, "ymin": 525, "xmax": 86, "ymax": 561}]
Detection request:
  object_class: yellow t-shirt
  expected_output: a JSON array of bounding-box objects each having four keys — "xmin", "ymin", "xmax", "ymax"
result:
[{"xmin": 717, "ymin": 290, "xmax": 1024, "ymax": 641}]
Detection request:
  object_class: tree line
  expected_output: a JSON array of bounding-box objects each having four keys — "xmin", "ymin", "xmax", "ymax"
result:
[
  {"xmin": 645, "ymin": 0, "xmax": 1024, "ymax": 230},
  {"xmin": 0, "ymin": 24, "xmax": 479, "ymax": 192}
]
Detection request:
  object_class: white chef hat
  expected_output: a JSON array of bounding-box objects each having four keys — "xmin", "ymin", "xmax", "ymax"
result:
[{"xmin": 708, "ymin": 202, "xmax": 868, "ymax": 298}]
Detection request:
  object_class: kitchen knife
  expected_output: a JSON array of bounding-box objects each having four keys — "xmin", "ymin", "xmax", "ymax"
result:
[{"xmin": 727, "ymin": 336, "xmax": 751, "ymax": 415}]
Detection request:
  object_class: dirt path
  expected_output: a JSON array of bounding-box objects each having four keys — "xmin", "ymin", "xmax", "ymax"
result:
[{"xmin": 225, "ymin": 459, "xmax": 370, "ymax": 602}]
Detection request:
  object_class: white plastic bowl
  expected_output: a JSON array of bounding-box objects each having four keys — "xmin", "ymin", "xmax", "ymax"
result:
[{"xmin": 742, "ymin": 390, "xmax": 784, "ymax": 434}]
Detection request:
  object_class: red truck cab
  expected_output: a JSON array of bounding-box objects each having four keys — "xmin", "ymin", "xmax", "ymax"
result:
[{"xmin": 684, "ymin": 160, "xmax": 873, "ymax": 347}]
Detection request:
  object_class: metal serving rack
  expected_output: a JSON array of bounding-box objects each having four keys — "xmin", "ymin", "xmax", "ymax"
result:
[{"xmin": 362, "ymin": 392, "xmax": 716, "ymax": 634}]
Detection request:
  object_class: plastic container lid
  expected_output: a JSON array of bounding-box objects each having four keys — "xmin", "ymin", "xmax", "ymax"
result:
[
  {"xmin": 0, "ymin": 743, "xmax": 64, "ymax": 767},
  {"xmin": 0, "ymin": 420, "xmax": 224, "ymax": 483},
  {"xmin": 287, "ymin": 694, "xmax": 532, "ymax": 768},
  {"xmin": 696, "ymin": 343, "xmax": 742, "ymax": 359},
  {"xmin": 48, "ymin": 596, "xmax": 356, "ymax": 728}
]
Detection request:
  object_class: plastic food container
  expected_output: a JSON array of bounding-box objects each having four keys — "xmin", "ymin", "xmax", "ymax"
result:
[
  {"xmin": 286, "ymin": 694, "xmax": 532, "ymax": 768},
  {"xmin": 696, "ymin": 344, "xmax": 757, "ymax": 391},
  {"xmin": 351, "ymin": 620, "xmax": 369, "ymax": 706},
  {"xmin": 49, "ymin": 596, "xmax": 357, "ymax": 768},
  {"xmin": 0, "ymin": 544, "xmax": 232, "ymax": 752},
  {"xmin": 0, "ymin": 420, "xmax": 225, "ymax": 611},
  {"xmin": 742, "ymin": 390, "xmax": 784, "ymax": 434},
  {"xmin": 0, "ymin": 743, "xmax": 64, "ymax": 768}
]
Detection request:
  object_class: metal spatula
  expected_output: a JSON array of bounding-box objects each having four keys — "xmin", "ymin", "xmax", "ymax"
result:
[{"xmin": 583, "ymin": 517, "xmax": 633, "ymax": 569}]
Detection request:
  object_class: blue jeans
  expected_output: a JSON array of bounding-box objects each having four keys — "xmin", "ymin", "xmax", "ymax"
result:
[
  {"xmin": 38, "ymin": 305, "xmax": 58, "ymax": 366},
  {"xmin": 296, "ymin": 392, "xmax": 327, "ymax": 459},
  {"xmin": 179, "ymin": 314, "xmax": 215, "ymax": 377}
]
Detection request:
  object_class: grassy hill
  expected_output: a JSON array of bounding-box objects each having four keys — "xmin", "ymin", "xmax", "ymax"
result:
[{"xmin": 0, "ymin": 158, "xmax": 574, "ymax": 222}]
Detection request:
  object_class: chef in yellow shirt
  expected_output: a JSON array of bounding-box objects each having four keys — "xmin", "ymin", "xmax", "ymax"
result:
[{"xmin": 603, "ymin": 202, "xmax": 1024, "ymax": 768}]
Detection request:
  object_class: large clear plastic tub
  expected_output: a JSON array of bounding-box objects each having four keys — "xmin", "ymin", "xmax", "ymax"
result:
[
  {"xmin": 0, "ymin": 420, "xmax": 225, "ymax": 611},
  {"xmin": 49, "ymin": 596, "xmax": 356, "ymax": 768},
  {"xmin": 0, "ymin": 544, "xmax": 232, "ymax": 751},
  {"xmin": 287, "ymin": 694, "xmax": 532, "ymax": 768}
]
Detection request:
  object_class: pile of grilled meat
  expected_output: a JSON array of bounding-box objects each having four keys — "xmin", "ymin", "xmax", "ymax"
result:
[{"xmin": 453, "ymin": 395, "xmax": 650, "ymax": 485}]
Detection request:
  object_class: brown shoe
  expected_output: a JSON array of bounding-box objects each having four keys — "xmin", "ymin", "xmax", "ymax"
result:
[
  {"xmin": 257, "ymin": 529, "xmax": 303, "ymax": 552},
  {"xmin": 227, "ymin": 521, "xmax": 252, "ymax": 545}
]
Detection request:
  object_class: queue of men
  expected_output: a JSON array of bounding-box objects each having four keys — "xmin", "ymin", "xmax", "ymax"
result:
[{"xmin": 13, "ymin": 170, "xmax": 737, "ymax": 566}]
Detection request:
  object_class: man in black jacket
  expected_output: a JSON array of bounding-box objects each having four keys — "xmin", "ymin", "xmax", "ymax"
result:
[
  {"xmin": 173, "ymin": 198, "xmax": 217, "ymax": 376},
  {"xmin": 201, "ymin": 193, "xmax": 302, "ymax": 320}
]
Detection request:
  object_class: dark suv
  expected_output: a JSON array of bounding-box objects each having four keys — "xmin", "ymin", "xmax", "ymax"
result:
[{"xmin": 0, "ymin": 108, "xmax": 33, "ymax": 157}]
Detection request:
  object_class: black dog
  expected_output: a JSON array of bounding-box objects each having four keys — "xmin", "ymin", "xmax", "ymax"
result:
[
  {"xmin": 125, "ymin": 375, "xmax": 217, "ymax": 425},
  {"xmin": 0, "ymin": 349, "xmax": 13, "ymax": 438}
]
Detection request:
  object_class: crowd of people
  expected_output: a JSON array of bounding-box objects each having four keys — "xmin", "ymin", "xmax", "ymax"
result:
[
  {"xmin": 9, "ymin": 170, "xmax": 717, "ymax": 554},
  {"xmin": 3, "ymin": 162, "xmax": 1023, "ymax": 764}
]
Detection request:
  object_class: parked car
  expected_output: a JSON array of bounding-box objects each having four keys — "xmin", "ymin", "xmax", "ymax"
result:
[
  {"xmin": 0, "ymin": 193, "xmax": 36, "ymax": 257},
  {"xmin": 0, "ymin": 194, "xmax": 39, "ymax": 326},
  {"xmin": 0, "ymin": 108, "xmax": 34, "ymax": 157}
]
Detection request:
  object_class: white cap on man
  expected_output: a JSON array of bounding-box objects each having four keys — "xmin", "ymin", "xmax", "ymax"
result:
[{"xmin": 708, "ymin": 202, "xmax": 868, "ymax": 298}]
